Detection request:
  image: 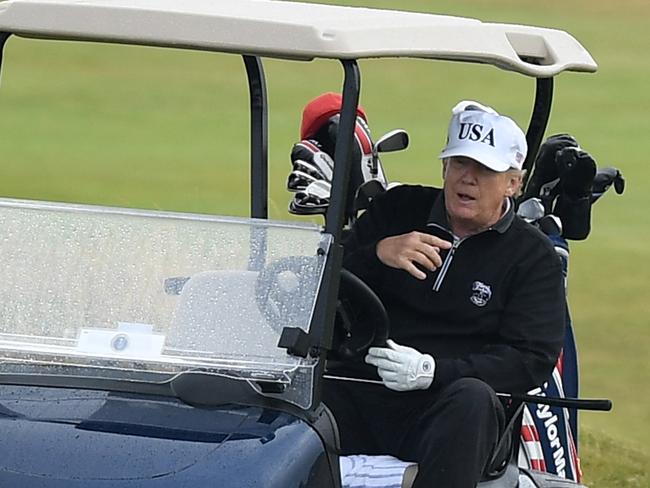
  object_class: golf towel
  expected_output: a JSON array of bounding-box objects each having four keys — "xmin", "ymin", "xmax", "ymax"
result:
[{"xmin": 340, "ymin": 455, "xmax": 415, "ymax": 488}]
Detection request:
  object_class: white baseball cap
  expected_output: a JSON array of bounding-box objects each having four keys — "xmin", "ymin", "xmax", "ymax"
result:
[{"xmin": 439, "ymin": 100, "xmax": 527, "ymax": 172}]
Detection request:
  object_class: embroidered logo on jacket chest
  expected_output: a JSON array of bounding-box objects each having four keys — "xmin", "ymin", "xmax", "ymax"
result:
[{"xmin": 470, "ymin": 281, "xmax": 492, "ymax": 307}]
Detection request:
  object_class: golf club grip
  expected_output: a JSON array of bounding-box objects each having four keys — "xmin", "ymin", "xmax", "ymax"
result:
[{"xmin": 497, "ymin": 393, "xmax": 612, "ymax": 411}]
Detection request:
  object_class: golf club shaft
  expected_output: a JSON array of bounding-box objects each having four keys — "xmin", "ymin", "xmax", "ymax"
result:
[
  {"xmin": 325, "ymin": 375, "xmax": 612, "ymax": 411},
  {"xmin": 496, "ymin": 392, "xmax": 612, "ymax": 411}
]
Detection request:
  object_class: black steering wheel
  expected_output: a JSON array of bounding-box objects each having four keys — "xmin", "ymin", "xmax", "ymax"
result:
[
  {"xmin": 256, "ymin": 256, "xmax": 389, "ymax": 359},
  {"xmin": 331, "ymin": 269, "xmax": 389, "ymax": 360},
  {"xmin": 256, "ymin": 255, "xmax": 320, "ymax": 333}
]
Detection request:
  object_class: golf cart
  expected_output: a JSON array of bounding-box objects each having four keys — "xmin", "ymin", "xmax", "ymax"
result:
[{"xmin": 0, "ymin": 1, "xmax": 618, "ymax": 487}]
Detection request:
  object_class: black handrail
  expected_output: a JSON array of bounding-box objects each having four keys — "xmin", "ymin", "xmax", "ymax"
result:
[
  {"xmin": 243, "ymin": 55, "xmax": 268, "ymax": 220},
  {"xmin": 308, "ymin": 60, "xmax": 361, "ymax": 409},
  {"xmin": 324, "ymin": 60, "xmax": 361, "ymax": 242},
  {"xmin": 521, "ymin": 77, "xmax": 554, "ymax": 194},
  {"xmin": 243, "ymin": 56, "xmax": 269, "ymax": 272}
]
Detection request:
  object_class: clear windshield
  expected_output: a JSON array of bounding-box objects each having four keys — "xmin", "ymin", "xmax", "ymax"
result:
[{"xmin": 0, "ymin": 198, "xmax": 330, "ymax": 409}]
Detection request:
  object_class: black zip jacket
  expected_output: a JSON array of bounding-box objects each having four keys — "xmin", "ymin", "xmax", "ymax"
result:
[{"xmin": 341, "ymin": 184, "xmax": 566, "ymax": 394}]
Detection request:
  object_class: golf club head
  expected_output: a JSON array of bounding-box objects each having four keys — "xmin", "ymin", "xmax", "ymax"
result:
[
  {"xmin": 592, "ymin": 167, "xmax": 625, "ymax": 203},
  {"xmin": 291, "ymin": 159, "xmax": 331, "ymax": 183},
  {"xmin": 375, "ymin": 129, "xmax": 409, "ymax": 153},
  {"xmin": 354, "ymin": 179, "xmax": 386, "ymax": 212},
  {"xmin": 292, "ymin": 147, "xmax": 334, "ymax": 180},
  {"xmin": 289, "ymin": 180, "xmax": 332, "ymax": 215},
  {"xmin": 517, "ymin": 197, "xmax": 546, "ymax": 222},
  {"xmin": 287, "ymin": 170, "xmax": 319, "ymax": 192}
]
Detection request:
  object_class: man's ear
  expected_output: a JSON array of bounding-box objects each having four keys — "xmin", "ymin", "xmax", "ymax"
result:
[
  {"xmin": 441, "ymin": 160, "xmax": 448, "ymax": 180},
  {"xmin": 504, "ymin": 173, "xmax": 523, "ymax": 197}
]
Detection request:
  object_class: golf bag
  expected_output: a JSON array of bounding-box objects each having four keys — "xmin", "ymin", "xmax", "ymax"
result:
[
  {"xmin": 287, "ymin": 92, "xmax": 401, "ymax": 226},
  {"xmin": 518, "ymin": 233, "xmax": 581, "ymax": 481},
  {"xmin": 517, "ymin": 138, "xmax": 624, "ymax": 482}
]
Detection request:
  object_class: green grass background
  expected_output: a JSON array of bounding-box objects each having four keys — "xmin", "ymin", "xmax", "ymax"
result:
[{"xmin": 0, "ymin": 0, "xmax": 647, "ymax": 485}]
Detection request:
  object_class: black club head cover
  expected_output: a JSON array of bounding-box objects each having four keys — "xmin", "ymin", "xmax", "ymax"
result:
[
  {"xmin": 552, "ymin": 148, "xmax": 597, "ymax": 240},
  {"xmin": 556, "ymin": 147, "xmax": 597, "ymax": 199},
  {"xmin": 524, "ymin": 133, "xmax": 579, "ymax": 207}
]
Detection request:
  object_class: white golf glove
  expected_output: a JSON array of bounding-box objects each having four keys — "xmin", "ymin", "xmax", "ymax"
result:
[{"xmin": 365, "ymin": 339, "xmax": 435, "ymax": 391}]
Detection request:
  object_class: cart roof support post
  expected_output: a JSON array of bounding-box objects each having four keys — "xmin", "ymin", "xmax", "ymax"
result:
[
  {"xmin": 325, "ymin": 59, "xmax": 361, "ymax": 242},
  {"xmin": 522, "ymin": 77, "xmax": 554, "ymax": 193},
  {"xmin": 243, "ymin": 55, "xmax": 269, "ymax": 220}
]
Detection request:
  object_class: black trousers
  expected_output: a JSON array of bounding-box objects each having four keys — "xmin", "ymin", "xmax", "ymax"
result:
[{"xmin": 322, "ymin": 377, "xmax": 505, "ymax": 488}]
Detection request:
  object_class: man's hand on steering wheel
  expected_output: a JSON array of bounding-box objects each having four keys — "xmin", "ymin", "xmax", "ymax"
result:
[{"xmin": 376, "ymin": 231, "xmax": 452, "ymax": 280}]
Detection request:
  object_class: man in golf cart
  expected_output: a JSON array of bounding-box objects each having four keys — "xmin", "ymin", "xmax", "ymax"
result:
[{"xmin": 293, "ymin": 97, "xmax": 568, "ymax": 487}]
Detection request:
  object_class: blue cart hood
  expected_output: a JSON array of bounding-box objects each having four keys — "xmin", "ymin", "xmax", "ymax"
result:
[{"xmin": 0, "ymin": 386, "xmax": 337, "ymax": 488}]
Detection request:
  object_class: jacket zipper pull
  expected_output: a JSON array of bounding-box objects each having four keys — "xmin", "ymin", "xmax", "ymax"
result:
[{"xmin": 432, "ymin": 238, "xmax": 459, "ymax": 292}]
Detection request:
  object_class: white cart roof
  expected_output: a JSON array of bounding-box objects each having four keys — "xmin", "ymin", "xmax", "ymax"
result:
[{"xmin": 0, "ymin": 0, "xmax": 596, "ymax": 77}]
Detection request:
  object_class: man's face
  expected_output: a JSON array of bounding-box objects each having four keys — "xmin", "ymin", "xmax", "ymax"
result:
[{"xmin": 443, "ymin": 156, "xmax": 521, "ymax": 236}]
